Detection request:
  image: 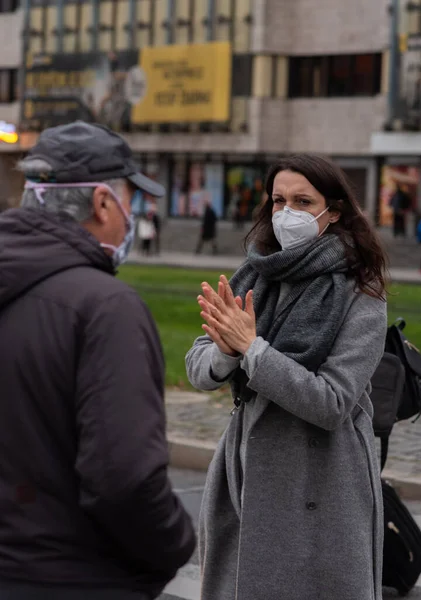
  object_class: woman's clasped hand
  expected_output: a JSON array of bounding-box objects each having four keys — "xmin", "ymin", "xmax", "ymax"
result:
[{"xmin": 197, "ymin": 274, "xmax": 257, "ymax": 356}]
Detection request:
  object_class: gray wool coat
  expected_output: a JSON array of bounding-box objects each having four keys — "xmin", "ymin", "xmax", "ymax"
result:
[{"xmin": 186, "ymin": 281, "xmax": 387, "ymax": 600}]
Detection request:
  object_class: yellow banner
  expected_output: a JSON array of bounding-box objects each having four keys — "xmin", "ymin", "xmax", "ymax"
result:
[{"xmin": 131, "ymin": 42, "xmax": 232, "ymax": 124}]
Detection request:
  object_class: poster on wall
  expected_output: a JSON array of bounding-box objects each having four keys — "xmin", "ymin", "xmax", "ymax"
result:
[
  {"xmin": 131, "ymin": 42, "xmax": 232, "ymax": 124},
  {"xmin": 23, "ymin": 50, "xmax": 138, "ymax": 131},
  {"xmin": 22, "ymin": 41, "xmax": 232, "ymax": 131},
  {"xmin": 225, "ymin": 166, "xmax": 265, "ymax": 222},
  {"xmin": 171, "ymin": 162, "xmax": 224, "ymax": 218},
  {"xmin": 379, "ymin": 165, "xmax": 419, "ymax": 226}
]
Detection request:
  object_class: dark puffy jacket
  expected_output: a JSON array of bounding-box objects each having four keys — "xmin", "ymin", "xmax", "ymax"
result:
[
  {"xmin": 202, "ymin": 206, "xmax": 217, "ymax": 240},
  {"xmin": 0, "ymin": 208, "xmax": 195, "ymax": 597}
]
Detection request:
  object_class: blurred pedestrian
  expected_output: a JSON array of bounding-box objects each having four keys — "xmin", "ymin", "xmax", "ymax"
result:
[
  {"xmin": 389, "ymin": 183, "xmax": 411, "ymax": 238},
  {"xmin": 151, "ymin": 205, "xmax": 162, "ymax": 255},
  {"xmin": 0, "ymin": 121, "xmax": 195, "ymax": 599},
  {"xmin": 186, "ymin": 154, "xmax": 388, "ymax": 600},
  {"xmin": 138, "ymin": 211, "xmax": 156, "ymax": 255},
  {"xmin": 195, "ymin": 200, "xmax": 218, "ymax": 255}
]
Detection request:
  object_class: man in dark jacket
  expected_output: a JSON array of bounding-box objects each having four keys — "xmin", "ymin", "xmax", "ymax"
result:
[
  {"xmin": 195, "ymin": 201, "xmax": 217, "ymax": 255},
  {"xmin": 0, "ymin": 121, "xmax": 195, "ymax": 599},
  {"xmin": 389, "ymin": 184, "xmax": 411, "ymax": 238}
]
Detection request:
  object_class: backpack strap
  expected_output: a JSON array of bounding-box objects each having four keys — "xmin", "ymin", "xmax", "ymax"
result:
[{"xmin": 380, "ymin": 436, "xmax": 389, "ymax": 472}]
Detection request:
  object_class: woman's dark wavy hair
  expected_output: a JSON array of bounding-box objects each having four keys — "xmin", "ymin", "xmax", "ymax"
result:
[{"xmin": 245, "ymin": 153, "xmax": 388, "ymax": 299}]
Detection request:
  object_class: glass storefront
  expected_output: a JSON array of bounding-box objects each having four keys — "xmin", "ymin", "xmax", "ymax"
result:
[
  {"xmin": 170, "ymin": 160, "xmax": 224, "ymax": 218},
  {"xmin": 379, "ymin": 164, "xmax": 419, "ymax": 226},
  {"xmin": 134, "ymin": 157, "xmax": 375, "ymax": 224},
  {"xmin": 225, "ymin": 165, "xmax": 265, "ymax": 222},
  {"xmin": 169, "ymin": 158, "xmax": 266, "ymax": 220}
]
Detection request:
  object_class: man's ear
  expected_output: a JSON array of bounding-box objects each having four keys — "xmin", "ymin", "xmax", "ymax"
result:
[{"xmin": 92, "ymin": 186, "xmax": 110, "ymax": 225}]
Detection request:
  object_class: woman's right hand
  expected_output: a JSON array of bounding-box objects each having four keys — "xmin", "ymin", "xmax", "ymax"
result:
[{"xmin": 198, "ymin": 280, "xmax": 242, "ymax": 357}]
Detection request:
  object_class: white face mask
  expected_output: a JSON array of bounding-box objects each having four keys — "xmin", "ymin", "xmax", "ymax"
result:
[{"xmin": 272, "ymin": 206, "xmax": 330, "ymax": 250}]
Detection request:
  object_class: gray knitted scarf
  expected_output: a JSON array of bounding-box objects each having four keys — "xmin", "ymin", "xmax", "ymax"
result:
[{"xmin": 230, "ymin": 233, "xmax": 350, "ymax": 406}]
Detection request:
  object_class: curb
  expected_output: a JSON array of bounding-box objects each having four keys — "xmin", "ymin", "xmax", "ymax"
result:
[
  {"xmin": 168, "ymin": 436, "xmax": 216, "ymax": 472},
  {"xmin": 382, "ymin": 470, "xmax": 421, "ymax": 501},
  {"xmin": 168, "ymin": 437, "xmax": 421, "ymax": 501},
  {"xmin": 127, "ymin": 256, "xmax": 421, "ymax": 285},
  {"xmin": 126, "ymin": 257, "xmax": 243, "ymax": 273}
]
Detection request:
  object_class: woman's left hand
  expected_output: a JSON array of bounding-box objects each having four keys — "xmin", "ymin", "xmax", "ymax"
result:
[{"xmin": 198, "ymin": 275, "xmax": 257, "ymax": 355}]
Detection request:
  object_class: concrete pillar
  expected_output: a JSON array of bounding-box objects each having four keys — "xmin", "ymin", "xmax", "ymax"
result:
[
  {"xmin": 365, "ymin": 158, "xmax": 378, "ymax": 221},
  {"xmin": 250, "ymin": 0, "xmax": 268, "ymax": 52}
]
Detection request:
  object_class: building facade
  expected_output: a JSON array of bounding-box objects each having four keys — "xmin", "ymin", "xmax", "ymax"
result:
[
  {"xmin": 2, "ymin": 0, "xmax": 407, "ymax": 244},
  {"xmin": 371, "ymin": 0, "xmax": 421, "ymax": 230}
]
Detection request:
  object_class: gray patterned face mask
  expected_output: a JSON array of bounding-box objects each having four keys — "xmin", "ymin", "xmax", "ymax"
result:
[
  {"xmin": 101, "ymin": 214, "xmax": 135, "ymax": 268},
  {"xmin": 272, "ymin": 206, "xmax": 330, "ymax": 250},
  {"xmin": 24, "ymin": 180, "xmax": 136, "ymax": 267}
]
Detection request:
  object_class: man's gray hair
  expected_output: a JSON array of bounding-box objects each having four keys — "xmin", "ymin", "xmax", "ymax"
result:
[{"xmin": 18, "ymin": 158, "xmax": 126, "ymax": 223}]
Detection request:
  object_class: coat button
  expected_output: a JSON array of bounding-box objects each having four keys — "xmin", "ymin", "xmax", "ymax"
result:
[
  {"xmin": 308, "ymin": 437, "xmax": 320, "ymax": 448},
  {"xmin": 306, "ymin": 501, "xmax": 317, "ymax": 511}
]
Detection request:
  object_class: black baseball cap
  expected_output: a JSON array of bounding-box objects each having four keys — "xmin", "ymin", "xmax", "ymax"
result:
[{"xmin": 25, "ymin": 121, "xmax": 165, "ymax": 197}]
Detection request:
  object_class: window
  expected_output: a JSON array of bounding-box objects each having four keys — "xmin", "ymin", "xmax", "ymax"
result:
[
  {"xmin": 98, "ymin": 0, "xmax": 114, "ymax": 52},
  {"xmin": 215, "ymin": 0, "xmax": 232, "ymax": 42},
  {"xmin": 153, "ymin": 0, "xmax": 168, "ymax": 46},
  {"xmin": 288, "ymin": 54, "xmax": 382, "ymax": 98},
  {"xmin": 232, "ymin": 54, "xmax": 252, "ymax": 96},
  {"xmin": 141, "ymin": 0, "xmax": 252, "ymax": 49},
  {"xmin": 135, "ymin": 0, "xmax": 153, "ymax": 47},
  {"xmin": 407, "ymin": 0, "xmax": 421, "ymax": 36},
  {"xmin": 192, "ymin": 0, "xmax": 208, "ymax": 44},
  {"xmin": 233, "ymin": 0, "xmax": 251, "ymax": 52},
  {"xmin": 174, "ymin": 0, "xmax": 191, "ymax": 44},
  {"xmin": 328, "ymin": 55, "xmax": 352, "ymax": 96},
  {"xmin": 0, "ymin": 69, "xmax": 18, "ymax": 103},
  {"xmin": 354, "ymin": 54, "xmax": 382, "ymax": 96},
  {"xmin": 0, "ymin": 0, "xmax": 18, "ymax": 13}
]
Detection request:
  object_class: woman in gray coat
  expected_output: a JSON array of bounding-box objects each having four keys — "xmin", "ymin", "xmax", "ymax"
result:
[{"xmin": 186, "ymin": 154, "xmax": 388, "ymax": 600}]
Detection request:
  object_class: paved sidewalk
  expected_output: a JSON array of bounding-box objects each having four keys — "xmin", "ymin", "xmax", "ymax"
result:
[
  {"xmin": 165, "ymin": 389, "xmax": 421, "ymax": 499},
  {"xmin": 128, "ymin": 250, "xmax": 421, "ymax": 284}
]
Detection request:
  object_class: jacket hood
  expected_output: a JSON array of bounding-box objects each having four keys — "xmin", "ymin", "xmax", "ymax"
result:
[{"xmin": 0, "ymin": 208, "xmax": 114, "ymax": 310}]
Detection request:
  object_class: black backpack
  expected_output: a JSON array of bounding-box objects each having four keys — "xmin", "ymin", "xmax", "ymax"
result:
[
  {"xmin": 370, "ymin": 320, "xmax": 421, "ymax": 596},
  {"xmin": 382, "ymin": 478, "xmax": 421, "ymax": 596},
  {"xmin": 371, "ymin": 319, "xmax": 421, "ymax": 469},
  {"xmin": 385, "ymin": 319, "xmax": 421, "ymax": 421}
]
